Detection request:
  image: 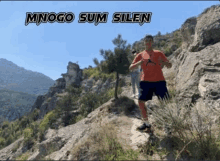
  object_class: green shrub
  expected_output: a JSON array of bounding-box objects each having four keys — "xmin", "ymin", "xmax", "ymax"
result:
[
  {"xmin": 83, "ymin": 67, "xmax": 116, "ymax": 82},
  {"xmin": 0, "ymin": 137, "xmax": 5, "ymax": 146},
  {"xmin": 1, "ymin": 121, "xmax": 10, "ymax": 129},
  {"xmin": 23, "ymin": 127, "xmax": 33, "ymax": 140},
  {"xmin": 29, "ymin": 122, "xmax": 39, "ymax": 139},
  {"xmin": 56, "ymin": 94, "xmax": 75, "ymax": 126},
  {"xmin": 108, "ymin": 96, "xmax": 137, "ymax": 116},
  {"xmin": 23, "ymin": 127, "xmax": 34, "ymax": 149},
  {"xmin": 79, "ymin": 92, "xmax": 101, "ymax": 117},
  {"xmin": 19, "ymin": 116, "xmax": 30, "ymax": 129},
  {"xmin": 5, "ymin": 134, "xmax": 13, "ymax": 145},
  {"xmin": 39, "ymin": 111, "xmax": 56, "ymax": 132},
  {"xmin": 164, "ymin": 47, "xmax": 172, "ymax": 57}
]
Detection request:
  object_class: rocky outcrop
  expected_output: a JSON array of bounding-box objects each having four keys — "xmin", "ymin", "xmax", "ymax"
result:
[
  {"xmin": 164, "ymin": 4, "xmax": 220, "ymax": 109},
  {"xmin": 180, "ymin": 16, "xmax": 197, "ymax": 48},
  {"xmin": 61, "ymin": 62, "xmax": 83, "ymax": 88},
  {"xmin": 188, "ymin": 5, "xmax": 220, "ymax": 52}
]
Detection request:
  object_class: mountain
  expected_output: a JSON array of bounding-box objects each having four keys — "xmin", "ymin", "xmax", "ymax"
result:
[
  {"xmin": 0, "ymin": 88, "xmax": 37, "ymax": 123},
  {"xmin": 0, "ymin": 58, "xmax": 55, "ymax": 95}
]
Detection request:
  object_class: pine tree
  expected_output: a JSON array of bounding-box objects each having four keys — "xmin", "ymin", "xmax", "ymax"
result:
[{"xmin": 99, "ymin": 34, "xmax": 131, "ymax": 100}]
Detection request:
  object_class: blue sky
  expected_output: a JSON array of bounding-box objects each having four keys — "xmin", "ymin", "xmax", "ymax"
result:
[{"xmin": 0, "ymin": 1, "xmax": 219, "ymax": 81}]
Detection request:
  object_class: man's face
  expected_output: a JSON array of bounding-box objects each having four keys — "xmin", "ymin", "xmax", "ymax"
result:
[{"xmin": 144, "ymin": 38, "xmax": 153, "ymax": 49}]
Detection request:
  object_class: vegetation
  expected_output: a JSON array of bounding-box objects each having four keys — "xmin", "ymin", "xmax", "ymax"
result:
[
  {"xmin": 0, "ymin": 108, "xmax": 40, "ymax": 150},
  {"xmin": 70, "ymin": 122, "xmax": 140, "ymax": 160},
  {"xmin": 93, "ymin": 34, "xmax": 131, "ymax": 100},
  {"xmin": 83, "ymin": 67, "xmax": 116, "ymax": 82},
  {"xmin": 146, "ymin": 95, "xmax": 220, "ymax": 160}
]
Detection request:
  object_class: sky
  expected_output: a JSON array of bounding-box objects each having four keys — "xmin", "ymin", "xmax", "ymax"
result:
[{"xmin": 0, "ymin": 1, "xmax": 219, "ymax": 81}]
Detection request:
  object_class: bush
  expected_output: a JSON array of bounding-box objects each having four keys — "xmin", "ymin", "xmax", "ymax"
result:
[
  {"xmin": 19, "ymin": 116, "xmax": 30, "ymax": 129},
  {"xmin": 23, "ymin": 127, "xmax": 34, "ymax": 149},
  {"xmin": 29, "ymin": 109, "xmax": 40, "ymax": 122},
  {"xmin": 79, "ymin": 92, "xmax": 102, "ymax": 117},
  {"xmin": 5, "ymin": 134, "xmax": 13, "ymax": 145},
  {"xmin": 56, "ymin": 93, "xmax": 75, "ymax": 126},
  {"xmin": 1, "ymin": 121, "xmax": 9, "ymax": 129},
  {"xmin": 39, "ymin": 111, "xmax": 56, "ymax": 132},
  {"xmin": 0, "ymin": 137, "xmax": 5, "ymax": 147},
  {"xmin": 108, "ymin": 96, "xmax": 137, "ymax": 115},
  {"xmin": 29, "ymin": 122, "xmax": 39, "ymax": 139},
  {"xmin": 83, "ymin": 67, "xmax": 116, "ymax": 82},
  {"xmin": 164, "ymin": 47, "xmax": 172, "ymax": 57},
  {"xmin": 151, "ymin": 98, "xmax": 220, "ymax": 160}
]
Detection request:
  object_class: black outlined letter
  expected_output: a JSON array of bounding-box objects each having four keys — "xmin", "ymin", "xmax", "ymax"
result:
[
  {"xmin": 112, "ymin": 12, "xmax": 121, "ymax": 23},
  {"xmin": 95, "ymin": 12, "xmax": 108, "ymax": 26},
  {"xmin": 78, "ymin": 12, "xmax": 87, "ymax": 23},
  {"xmin": 65, "ymin": 12, "xmax": 75, "ymax": 23},
  {"xmin": 140, "ymin": 12, "xmax": 152, "ymax": 26},
  {"xmin": 47, "ymin": 12, "xmax": 56, "ymax": 23},
  {"xmin": 37, "ymin": 12, "xmax": 48, "ymax": 26},
  {"xmin": 25, "ymin": 12, "xmax": 37, "ymax": 26},
  {"xmin": 57, "ymin": 12, "xmax": 65, "ymax": 23}
]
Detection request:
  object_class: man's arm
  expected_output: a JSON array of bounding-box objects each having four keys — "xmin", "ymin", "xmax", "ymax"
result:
[
  {"xmin": 163, "ymin": 61, "xmax": 172, "ymax": 68},
  {"xmin": 160, "ymin": 52, "xmax": 172, "ymax": 69},
  {"xmin": 129, "ymin": 60, "xmax": 143, "ymax": 71},
  {"xmin": 129, "ymin": 53, "xmax": 143, "ymax": 71}
]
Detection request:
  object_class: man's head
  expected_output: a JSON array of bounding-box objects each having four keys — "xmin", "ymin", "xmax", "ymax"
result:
[
  {"xmin": 144, "ymin": 35, "xmax": 153, "ymax": 51},
  {"xmin": 132, "ymin": 50, "xmax": 137, "ymax": 56}
]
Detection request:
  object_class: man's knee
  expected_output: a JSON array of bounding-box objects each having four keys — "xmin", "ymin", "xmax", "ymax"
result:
[{"xmin": 138, "ymin": 100, "xmax": 145, "ymax": 103}]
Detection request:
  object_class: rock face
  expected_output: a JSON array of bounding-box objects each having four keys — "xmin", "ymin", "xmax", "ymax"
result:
[
  {"xmin": 62, "ymin": 62, "xmax": 83, "ymax": 88},
  {"xmin": 29, "ymin": 61, "xmax": 127, "ymax": 119},
  {"xmin": 188, "ymin": 5, "xmax": 220, "ymax": 52},
  {"xmin": 165, "ymin": 4, "xmax": 220, "ymax": 109}
]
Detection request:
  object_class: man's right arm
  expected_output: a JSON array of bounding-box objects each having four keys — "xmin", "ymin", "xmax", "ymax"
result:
[{"xmin": 129, "ymin": 60, "xmax": 143, "ymax": 71}]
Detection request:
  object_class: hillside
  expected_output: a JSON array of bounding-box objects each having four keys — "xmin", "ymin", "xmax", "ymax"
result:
[
  {"xmin": 0, "ymin": 89, "xmax": 37, "ymax": 124},
  {"xmin": 0, "ymin": 58, "xmax": 55, "ymax": 95}
]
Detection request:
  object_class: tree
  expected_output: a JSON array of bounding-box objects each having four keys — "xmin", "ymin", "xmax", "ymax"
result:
[
  {"xmin": 157, "ymin": 31, "xmax": 161, "ymax": 37},
  {"xmin": 99, "ymin": 34, "xmax": 131, "ymax": 100}
]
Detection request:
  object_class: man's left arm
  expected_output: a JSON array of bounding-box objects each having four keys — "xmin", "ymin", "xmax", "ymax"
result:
[{"xmin": 160, "ymin": 52, "xmax": 172, "ymax": 69}]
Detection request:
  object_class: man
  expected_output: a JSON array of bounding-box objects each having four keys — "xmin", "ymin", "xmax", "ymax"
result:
[
  {"xmin": 130, "ymin": 50, "xmax": 141, "ymax": 98},
  {"xmin": 129, "ymin": 35, "xmax": 172, "ymax": 132}
]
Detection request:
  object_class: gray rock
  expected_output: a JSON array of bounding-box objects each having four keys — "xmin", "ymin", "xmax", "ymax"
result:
[{"xmin": 189, "ymin": 5, "xmax": 220, "ymax": 52}]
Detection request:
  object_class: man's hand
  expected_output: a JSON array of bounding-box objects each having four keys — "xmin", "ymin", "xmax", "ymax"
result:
[
  {"xmin": 160, "ymin": 60, "xmax": 172, "ymax": 69},
  {"xmin": 129, "ymin": 59, "xmax": 144, "ymax": 71}
]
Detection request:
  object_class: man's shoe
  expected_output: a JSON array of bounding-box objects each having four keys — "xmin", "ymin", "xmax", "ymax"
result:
[
  {"xmin": 131, "ymin": 94, "xmax": 135, "ymax": 98},
  {"xmin": 136, "ymin": 123, "xmax": 151, "ymax": 131}
]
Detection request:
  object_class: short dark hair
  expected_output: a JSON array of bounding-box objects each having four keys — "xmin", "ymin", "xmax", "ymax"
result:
[
  {"xmin": 144, "ymin": 35, "xmax": 154, "ymax": 41},
  {"xmin": 132, "ymin": 50, "xmax": 137, "ymax": 54}
]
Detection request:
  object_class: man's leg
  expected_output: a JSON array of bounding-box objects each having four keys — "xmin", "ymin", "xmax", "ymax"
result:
[
  {"xmin": 138, "ymin": 100, "xmax": 148, "ymax": 121},
  {"xmin": 136, "ymin": 81, "xmax": 153, "ymax": 131},
  {"xmin": 131, "ymin": 75, "xmax": 136, "ymax": 96},
  {"xmin": 155, "ymin": 81, "xmax": 170, "ymax": 101},
  {"xmin": 135, "ymin": 73, "xmax": 141, "ymax": 96}
]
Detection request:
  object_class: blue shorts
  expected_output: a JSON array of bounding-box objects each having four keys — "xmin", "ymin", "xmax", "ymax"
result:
[{"xmin": 138, "ymin": 81, "xmax": 170, "ymax": 101}]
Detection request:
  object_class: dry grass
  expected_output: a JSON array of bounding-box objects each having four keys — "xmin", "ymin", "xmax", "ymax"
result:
[
  {"xmin": 149, "ymin": 96, "xmax": 220, "ymax": 160},
  {"xmin": 70, "ymin": 121, "xmax": 140, "ymax": 160}
]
